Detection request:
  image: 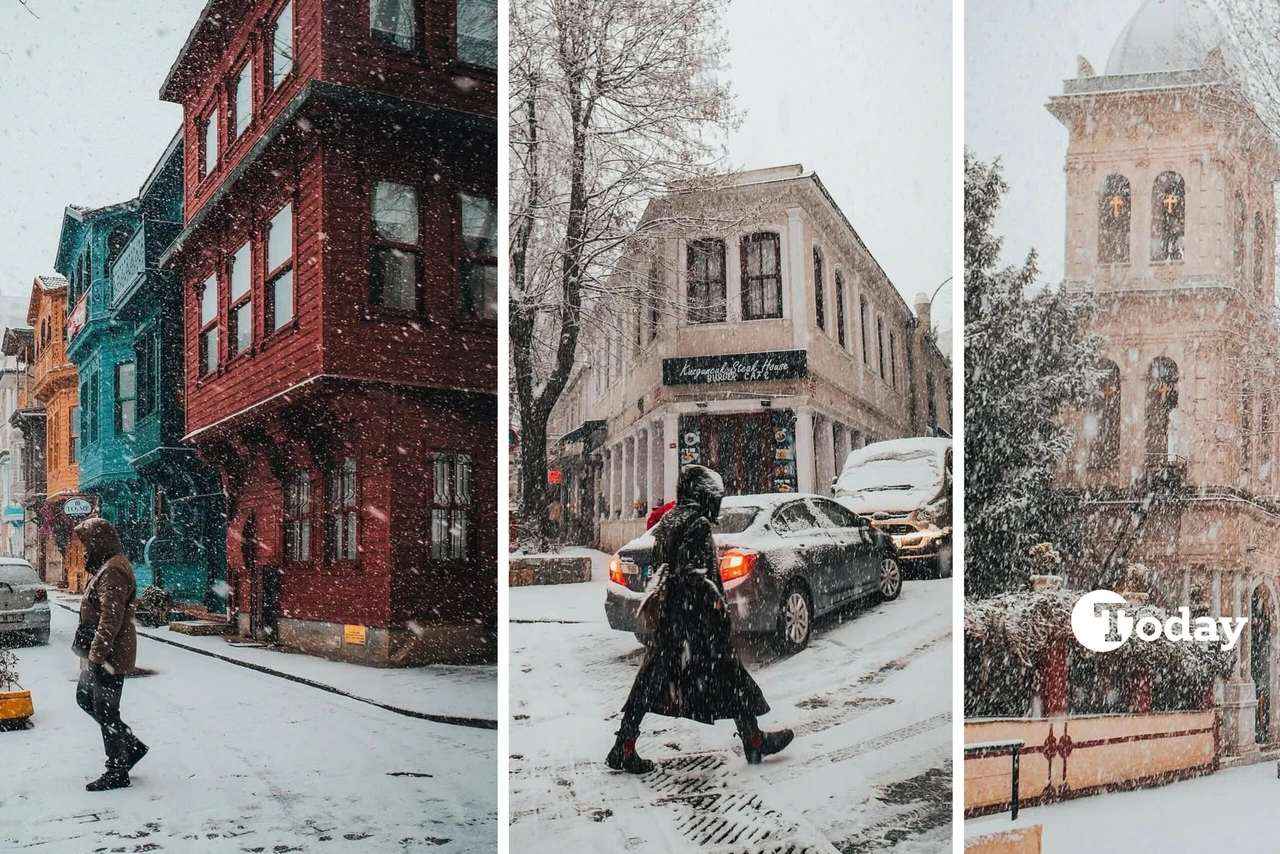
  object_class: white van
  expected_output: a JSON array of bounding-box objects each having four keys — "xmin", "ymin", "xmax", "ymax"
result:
[{"xmin": 833, "ymin": 437, "xmax": 952, "ymax": 578}]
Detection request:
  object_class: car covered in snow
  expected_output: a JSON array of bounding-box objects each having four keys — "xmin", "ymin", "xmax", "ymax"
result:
[
  {"xmin": 833, "ymin": 437, "xmax": 952, "ymax": 578},
  {"xmin": 0, "ymin": 559, "xmax": 50, "ymax": 646},
  {"xmin": 604, "ymin": 493, "xmax": 902, "ymax": 654}
]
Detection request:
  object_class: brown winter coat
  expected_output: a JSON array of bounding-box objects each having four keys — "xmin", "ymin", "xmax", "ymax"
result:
[{"xmin": 77, "ymin": 520, "xmax": 138, "ymax": 676}]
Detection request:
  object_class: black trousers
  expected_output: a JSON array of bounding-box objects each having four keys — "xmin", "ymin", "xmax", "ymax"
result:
[
  {"xmin": 76, "ymin": 664, "xmax": 140, "ymax": 772},
  {"xmin": 618, "ymin": 659, "xmax": 757, "ymax": 741}
]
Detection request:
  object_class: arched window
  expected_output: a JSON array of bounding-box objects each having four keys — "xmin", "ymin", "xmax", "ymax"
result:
[
  {"xmin": 813, "ymin": 248, "xmax": 826, "ymax": 331},
  {"xmin": 835, "ymin": 271, "xmax": 847, "ymax": 349},
  {"xmin": 1151, "ymin": 172, "xmax": 1185, "ymax": 262},
  {"xmin": 1098, "ymin": 174, "xmax": 1130, "ymax": 263},
  {"xmin": 1089, "ymin": 360, "xmax": 1121, "ymax": 470},
  {"xmin": 1145, "ymin": 357, "xmax": 1179, "ymax": 462},
  {"xmin": 1255, "ymin": 212, "xmax": 1267, "ymax": 293},
  {"xmin": 1234, "ymin": 191, "xmax": 1247, "ymax": 280},
  {"xmin": 1242, "ymin": 378, "xmax": 1255, "ymax": 470}
]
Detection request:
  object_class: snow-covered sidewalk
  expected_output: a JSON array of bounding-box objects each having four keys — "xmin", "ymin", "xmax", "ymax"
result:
[
  {"xmin": 0, "ymin": 602, "xmax": 496, "ymax": 853},
  {"xmin": 967, "ymin": 762, "xmax": 1280, "ymax": 853},
  {"xmin": 52, "ymin": 594, "xmax": 496, "ymax": 725},
  {"xmin": 509, "ymin": 557, "xmax": 952, "ymax": 853}
]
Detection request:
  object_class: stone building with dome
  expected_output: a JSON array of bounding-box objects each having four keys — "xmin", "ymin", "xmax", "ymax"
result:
[{"xmin": 1052, "ymin": 0, "xmax": 1280, "ymax": 758}]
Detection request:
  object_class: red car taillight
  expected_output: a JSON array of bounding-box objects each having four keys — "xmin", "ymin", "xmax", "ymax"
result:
[
  {"xmin": 719, "ymin": 548, "xmax": 758, "ymax": 582},
  {"xmin": 608, "ymin": 556, "xmax": 627, "ymax": 586},
  {"xmin": 34, "ymin": 588, "xmax": 47, "ymax": 602}
]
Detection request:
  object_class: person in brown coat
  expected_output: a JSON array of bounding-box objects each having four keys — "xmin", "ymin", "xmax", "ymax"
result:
[{"xmin": 73, "ymin": 518, "xmax": 148, "ymax": 791}]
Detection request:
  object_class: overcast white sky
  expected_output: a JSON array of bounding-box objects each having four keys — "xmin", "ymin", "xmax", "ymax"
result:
[
  {"xmin": 0, "ymin": 0, "xmax": 204, "ymax": 305},
  {"xmin": 965, "ymin": 1, "xmax": 1144, "ymax": 281},
  {"xmin": 722, "ymin": 0, "xmax": 953, "ymax": 340}
]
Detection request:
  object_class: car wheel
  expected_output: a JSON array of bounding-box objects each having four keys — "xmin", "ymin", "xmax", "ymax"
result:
[
  {"xmin": 879, "ymin": 557, "xmax": 902, "ymax": 601},
  {"xmin": 776, "ymin": 581, "xmax": 813, "ymax": 655}
]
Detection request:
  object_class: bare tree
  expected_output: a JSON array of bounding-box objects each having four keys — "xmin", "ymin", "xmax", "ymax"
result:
[{"xmin": 509, "ymin": 0, "xmax": 739, "ymax": 541}]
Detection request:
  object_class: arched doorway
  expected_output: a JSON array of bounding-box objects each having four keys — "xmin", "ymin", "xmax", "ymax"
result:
[{"xmin": 1252, "ymin": 584, "xmax": 1276, "ymax": 744}]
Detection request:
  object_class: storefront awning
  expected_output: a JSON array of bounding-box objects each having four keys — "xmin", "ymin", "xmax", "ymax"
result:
[{"xmin": 559, "ymin": 419, "xmax": 605, "ymax": 446}]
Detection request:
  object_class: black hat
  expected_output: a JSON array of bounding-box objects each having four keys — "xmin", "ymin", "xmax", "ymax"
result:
[{"xmin": 677, "ymin": 465, "xmax": 724, "ymax": 522}]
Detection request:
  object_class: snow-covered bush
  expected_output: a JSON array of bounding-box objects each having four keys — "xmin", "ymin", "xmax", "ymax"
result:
[{"xmin": 0, "ymin": 649, "xmax": 19, "ymax": 692}]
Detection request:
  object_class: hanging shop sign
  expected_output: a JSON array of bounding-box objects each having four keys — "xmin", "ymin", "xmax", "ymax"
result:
[
  {"xmin": 63, "ymin": 498, "xmax": 93, "ymax": 517},
  {"xmin": 662, "ymin": 350, "xmax": 808, "ymax": 386}
]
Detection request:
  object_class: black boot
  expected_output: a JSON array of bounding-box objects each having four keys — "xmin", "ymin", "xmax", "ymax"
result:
[
  {"xmin": 85, "ymin": 770, "xmax": 130, "ymax": 792},
  {"xmin": 740, "ymin": 727, "xmax": 794, "ymax": 765},
  {"xmin": 606, "ymin": 734, "xmax": 655, "ymax": 774},
  {"xmin": 125, "ymin": 738, "xmax": 149, "ymax": 772}
]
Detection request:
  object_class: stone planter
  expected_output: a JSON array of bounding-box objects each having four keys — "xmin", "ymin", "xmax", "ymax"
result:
[{"xmin": 0, "ymin": 689, "xmax": 34, "ymax": 729}]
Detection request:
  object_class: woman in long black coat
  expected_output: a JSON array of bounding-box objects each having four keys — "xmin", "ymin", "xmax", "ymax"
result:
[{"xmin": 606, "ymin": 465, "xmax": 794, "ymax": 773}]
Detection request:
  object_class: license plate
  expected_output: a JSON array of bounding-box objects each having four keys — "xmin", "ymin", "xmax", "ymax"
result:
[{"xmin": 0, "ymin": 614, "xmax": 23, "ymax": 624}]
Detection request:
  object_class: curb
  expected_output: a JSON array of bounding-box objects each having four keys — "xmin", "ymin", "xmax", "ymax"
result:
[{"xmin": 54, "ymin": 601, "xmax": 496, "ymax": 731}]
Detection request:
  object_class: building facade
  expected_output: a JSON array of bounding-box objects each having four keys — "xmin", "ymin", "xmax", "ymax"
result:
[
  {"xmin": 161, "ymin": 0, "xmax": 498, "ymax": 664},
  {"xmin": 108, "ymin": 133, "xmax": 228, "ymax": 607},
  {"xmin": 1052, "ymin": 0, "xmax": 1280, "ymax": 757},
  {"xmin": 4, "ymin": 327, "xmax": 43, "ymax": 570},
  {"xmin": 550, "ymin": 165, "xmax": 953, "ymax": 552},
  {"xmin": 25, "ymin": 275, "xmax": 84, "ymax": 590}
]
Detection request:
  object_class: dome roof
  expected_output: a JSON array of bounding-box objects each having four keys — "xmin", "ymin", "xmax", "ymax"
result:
[{"xmin": 1104, "ymin": 0, "xmax": 1222, "ymax": 77}]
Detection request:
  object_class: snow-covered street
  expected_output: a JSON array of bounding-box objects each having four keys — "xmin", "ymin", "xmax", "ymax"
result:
[
  {"xmin": 967, "ymin": 761, "xmax": 1280, "ymax": 854},
  {"xmin": 509, "ymin": 553, "xmax": 952, "ymax": 853},
  {"xmin": 0, "ymin": 602, "xmax": 497, "ymax": 853}
]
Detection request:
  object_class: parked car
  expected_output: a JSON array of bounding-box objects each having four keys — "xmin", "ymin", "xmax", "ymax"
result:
[
  {"xmin": 834, "ymin": 437, "xmax": 952, "ymax": 579},
  {"xmin": 604, "ymin": 493, "xmax": 902, "ymax": 654},
  {"xmin": 0, "ymin": 560, "xmax": 50, "ymax": 646}
]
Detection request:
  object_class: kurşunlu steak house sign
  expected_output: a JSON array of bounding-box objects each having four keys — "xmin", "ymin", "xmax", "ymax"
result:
[{"xmin": 662, "ymin": 350, "xmax": 808, "ymax": 386}]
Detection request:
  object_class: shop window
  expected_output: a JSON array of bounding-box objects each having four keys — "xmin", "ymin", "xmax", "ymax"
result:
[
  {"xmin": 741, "ymin": 232, "xmax": 782, "ymax": 320},
  {"xmin": 813, "ymin": 248, "xmax": 826, "ymax": 331},
  {"xmin": 232, "ymin": 59, "xmax": 253, "ymax": 139},
  {"xmin": 229, "ymin": 242, "xmax": 252, "ymax": 354},
  {"xmin": 1234, "ymin": 191, "xmax": 1247, "ymax": 280},
  {"xmin": 1151, "ymin": 171, "xmax": 1185, "ymax": 262},
  {"xmin": 460, "ymin": 192, "xmax": 497, "ymax": 319},
  {"xmin": 1098, "ymin": 174, "xmax": 1130, "ymax": 263},
  {"xmin": 835, "ymin": 271, "xmax": 847, "ymax": 349},
  {"xmin": 201, "ymin": 108, "xmax": 218, "ymax": 180},
  {"xmin": 198, "ymin": 274, "xmax": 218, "ymax": 376},
  {"xmin": 687, "ymin": 238, "xmax": 726, "ymax": 323},
  {"xmin": 283, "ymin": 470, "xmax": 312, "ymax": 564},
  {"xmin": 1255, "ymin": 212, "xmax": 1267, "ymax": 293},
  {"xmin": 431, "ymin": 452, "xmax": 472, "ymax": 560},
  {"xmin": 266, "ymin": 203, "xmax": 294, "ymax": 331},
  {"xmin": 325, "ymin": 457, "xmax": 358, "ymax": 562},
  {"xmin": 272, "ymin": 1, "xmax": 294, "ymax": 90},
  {"xmin": 1089, "ymin": 360, "xmax": 1120, "ymax": 470},
  {"xmin": 371, "ymin": 182, "xmax": 420, "ymax": 312},
  {"xmin": 115, "ymin": 362, "xmax": 136, "ymax": 434},
  {"xmin": 371, "ymin": 0, "xmax": 415, "ymax": 49},
  {"xmin": 457, "ymin": 0, "xmax": 497, "ymax": 67}
]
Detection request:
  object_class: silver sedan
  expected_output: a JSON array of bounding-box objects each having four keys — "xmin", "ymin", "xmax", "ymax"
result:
[{"xmin": 0, "ymin": 560, "xmax": 50, "ymax": 646}]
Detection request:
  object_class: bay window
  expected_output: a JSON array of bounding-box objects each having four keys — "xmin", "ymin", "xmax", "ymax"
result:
[
  {"xmin": 371, "ymin": 0, "xmax": 415, "ymax": 49},
  {"xmin": 266, "ymin": 203, "xmax": 294, "ymax": 331},
  {"xmin": 460, "ymin": 192, "xmax": 497, "ymax": 319},
  {"xmin": 272, "ymin": 1, "xmax": 294, "ymax": 90},
  {"xmin": 741, "ymin": 232, "xmax": 782, "ymax": 320},
  {"xmin": 233, "ymin": 60, "xmax": 253, "ymax": 138},
  {"xmin": 199, "ymin": 274, "xmax": 218, "ymax": 376},
  {"xmin": 229, "ymin": 242, "xmax": 252, "ymax": 354},
  {"xmin": 202, "ymin": 108, "xmax": 218, "ymax": 179},
  {"xmin": 687, "ymin": 238, "xmax": 726, "ymax": 324},
  {"xmin": 370, "ymin": 181, "xmax": 420, "ymax": 311},
  {"xmin": 457, "ymin": 0, "xmax": 497, "ymax": 67},
  {"xmin": 115, "ymin": 362, "xmax": 136, "ymax": 434}
]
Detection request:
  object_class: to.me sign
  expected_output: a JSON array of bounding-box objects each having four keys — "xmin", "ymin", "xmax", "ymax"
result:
[{"xmin": 1071, "ymin": 589, "xmax": 1247, "ymax": 653}]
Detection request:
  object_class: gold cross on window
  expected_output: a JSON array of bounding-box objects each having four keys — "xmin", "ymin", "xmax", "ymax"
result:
[
  {"xmin": 1163, "ymin": 193, "xmax": 1179, "ymax": 215},
  {"xmin": 1109, "ymin": 195, "xmax": 1125, "ymax": 216}
]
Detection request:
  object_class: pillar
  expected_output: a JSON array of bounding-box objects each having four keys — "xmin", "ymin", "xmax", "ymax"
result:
[
  {"xmin": 645, "ymin": 424, "xmax": 658, "ymax": 511},
  {"xmin": 663, "ymin": 411, "xmax": 679, "ymax": 500},
  {"xmin": 795, "ymin": 407, "xmax": 815, "ymax": 494}
]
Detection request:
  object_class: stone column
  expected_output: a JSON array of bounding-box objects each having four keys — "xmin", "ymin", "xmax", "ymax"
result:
[
  {"xmin": 795, "ymin": 407, "xmax": 816, "ymax": 494},
  {"xmin": 1221, "ymin": 571, "xmax": 1260, "ymax": 757},
  {"xmin": 637, "ymin": 427, "xmax": 650, "ymax": 514},
  {"xmin": 787, "ymin": 208, "xmax": 810, "ymax": 351},
  {"xmin": 645, "ymin": 424, "xmax": 658, "ymax": 511}
]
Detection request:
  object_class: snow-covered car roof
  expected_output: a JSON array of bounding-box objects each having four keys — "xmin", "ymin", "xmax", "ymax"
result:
[{"xmin": 834, "ymin": 437, "xmax": 950, "ymax": 515}]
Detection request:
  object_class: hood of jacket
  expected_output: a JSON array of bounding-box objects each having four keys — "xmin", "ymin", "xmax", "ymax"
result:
[{"xmin": 74, "ymin": 517, "xmax": 126, "ymax": 574}]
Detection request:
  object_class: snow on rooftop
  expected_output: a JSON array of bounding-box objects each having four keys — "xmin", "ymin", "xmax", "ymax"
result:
[{"xmin": 1104, "ymin": 0, "xmax": 1222, "ymax": 77}]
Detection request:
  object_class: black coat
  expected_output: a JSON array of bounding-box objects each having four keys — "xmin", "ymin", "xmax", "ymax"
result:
[{"xmin": 633, "ymin": 503, "xmax": 769, "ymax": 725}]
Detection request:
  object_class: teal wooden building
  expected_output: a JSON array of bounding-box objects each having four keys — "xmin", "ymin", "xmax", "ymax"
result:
[{"xmin": 56, "ymin": 134, "xmax": 226, "ymax": 606}]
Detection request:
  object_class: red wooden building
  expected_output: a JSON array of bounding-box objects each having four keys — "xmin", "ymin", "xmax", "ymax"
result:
[{"xmin": 159, "ymin": 0, "xmax": 497, "ymax": 664}]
